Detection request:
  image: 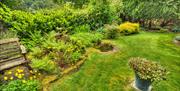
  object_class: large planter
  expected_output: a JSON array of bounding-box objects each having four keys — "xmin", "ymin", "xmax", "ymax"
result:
[
  {"xmin": 134, "ymin": 73, "xmax": 152, "ymax": 91},
  {"xmin": 129, "ymin": 57, "xmax": 168, "ymax": 91}
]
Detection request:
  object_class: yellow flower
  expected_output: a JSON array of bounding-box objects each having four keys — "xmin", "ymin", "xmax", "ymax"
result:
[
  {"xmin": 7, "ymin": 71, "xmax": 12, "ymax": 75},
  {"xmin": 17, "ymin": 69, "xmax": 24, "ymax": 73},
  {"xmin": 22, "ymin": 74, "xmax": 25, "ymax": 76},
  {"xmin": 19, "ymin": 69, "xmax": 24, "ymax": 73},
  {"xmin": 38, "ymin": 73, "xmax": 41, "ymax": 76},
  {"xmin": 34, "ymin": 70, "xmax": 37, "ymax": 73},
  {"xmin": 16, "ymin": 69, "xmax": 23, "ymax": 73},
  {"xmin": 33, "ymin": 76, "xmax": 36, "ymax": 79},
  {"xmin": 30, "ymin": 70, "xmax": 33, "ymax": 73},
  {"xmin": 50, "ymin": 61, "xmax": 54, "ymax": 64},
  {"xmin": 10, "ymin": 76, "xmax": 14, "ymax": 80},
  {"xmin": 18, "ymin": 75, "xmax": 22, "ymax": 79},
  {"xmin": 15, "ymin": 73, "xmax": 18, "ymax": 77},
  {"xmin": 4, "ymin": 76, "xmax": 8, "ymax": 80},
  {"xmin": 29, "ymin": 77, "xmax": 33, "ymax": 80},
  {"xmin": 22, "ymin": 80, "xmax": 26, "ymax": 83},
  {"xmin": 16, "ymin": 69, "xmax": 20, "ymax": 72}
]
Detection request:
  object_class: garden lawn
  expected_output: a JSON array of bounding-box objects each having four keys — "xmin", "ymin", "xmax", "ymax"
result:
[{"xmin": 50, "ymin": 32, "xmax": 180, "ymax": 91}]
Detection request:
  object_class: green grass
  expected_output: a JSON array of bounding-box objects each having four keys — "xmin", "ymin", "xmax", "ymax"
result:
[{"xmin": 49, "ymin": 32, "xmax": 180, "ymax": 91}]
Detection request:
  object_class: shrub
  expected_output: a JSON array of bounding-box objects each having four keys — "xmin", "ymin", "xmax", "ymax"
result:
[
  {"xmin": 28, "ymin": 31, "xmax": 88, "ymax": 69},
  {"xmin": 70, "ymin": 32, "xmax": 103, "ymax": 47},
  {"xmin": 31, "ymin": 56, "xmax": 59, "ymax": 74},
  {"xmin": 118, "ymin": 22, "xmax": 140, "ymax": 35},
  {"xmin": 28, "ymin": 47, "xmax": 44, "ymax": 60},
  {"xmin": 129, "ymin": 57, "xmax": 168, "ymax": 82},
  {"xmin": 41, "ymin": 39, "xmax": 65, "ymax": 52},
  {"xmin": 73, "ymin": 24, "xmax": 91, "ymax": 33},
  {"xmin": 61, "ymin": 42, "xmax": 85, "ymax": 64},
  {"xmin": 0, "ymin": 80, "xmax": 40, "ymax": 91},
  {"xmin": 70, "ymin": 51, "xmax": 83, "ymax": 63},
  {"xmin": 104, "ymin": 24, "xmax": 119, "ymax": 39},
  {"xmin": 96, "ymin": 27, "xmax": 105, "ymax": 33},
  {"xmin": 0, "ymin": 3, "xmax": 116, "ymax": 40},
  {"xmin": 88, "ymin": 0, "xmax": 115, "ymax": 30},
  {"xmin": 21, "ymin": 31, "xmax": 45, "ymax": 50},
  {"xmin": 172, "ymin": 26, "xmax": 180, "ymax": 33},
  {"xmin": 158, "ymin": 28, "xmax": 169, "ymax": 33},
  {"xmin": 57, "ymin": 32, "xmax": 104, "ymax": 63}
]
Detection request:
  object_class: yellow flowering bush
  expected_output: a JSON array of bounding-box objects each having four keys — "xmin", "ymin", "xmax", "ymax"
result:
[{"xmin": 118, "ymin": 22, "xmax": 140, "ymax": 35}]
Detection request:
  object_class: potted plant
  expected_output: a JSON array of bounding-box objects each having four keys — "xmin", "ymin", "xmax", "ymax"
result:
[{"xmin": 129, "ymin": 57, "xmax": 168, "ymax": 91}]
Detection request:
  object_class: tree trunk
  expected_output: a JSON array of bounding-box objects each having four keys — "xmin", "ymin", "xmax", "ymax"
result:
[
  {"xmin": 160, "ymin": 19, "xmax": 172, "ymax": 27},
  {"xmin": 148, "ymin": 20, "xmax": 152, "ymax": 29}
]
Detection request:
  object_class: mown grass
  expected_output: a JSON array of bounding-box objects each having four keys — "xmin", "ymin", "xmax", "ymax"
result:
[{"xmin": 50, "ymin": 32, "xmax": 180, "ymax": 91}]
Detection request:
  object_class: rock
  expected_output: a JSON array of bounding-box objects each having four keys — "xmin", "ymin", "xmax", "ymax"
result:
[{"xmin": 42, "ymin": 75, "xmax": 58, "ymax": 91}]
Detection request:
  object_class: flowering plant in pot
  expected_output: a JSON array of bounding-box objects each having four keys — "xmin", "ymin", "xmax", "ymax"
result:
[{"xmin": 129, "ymin": 57, "xmax": 168, "ymax": 91}]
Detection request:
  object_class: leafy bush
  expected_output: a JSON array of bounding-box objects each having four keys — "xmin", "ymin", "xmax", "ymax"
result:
[
  {"xmin": 73, "ymin": 24, "xmax": 91, "ymax": 33},
  {"xmin": 63, "ymin": 42, "xmax": 85, "ymax": 64},
  {"xmin": 28, "ymin": 47, "xmax": 44, "ymax": 60},
  {"xmin": 129, "ymin": 57, "xmax": 168, "ymax": 82},
  {"xmin": 158, "ymin": 28, "xmax": 169, "ymax": 33},
  {"xmin": 104, "ymin": 24, "xmax": 119, "ymax": 39},
  {"xmin": 88, "ymin": 0, "xmax": 113, "ymax": 29},
  {"xmin": 31, "ymin": 56, "xmax": 59, "ymax": 74},
  {"xmin": 71, "ymin": 51, "xmax": 82, "ymax": 62},
  {"xmin": 28, "ymin": 31, "xmax": 90, "ymax": 70},
  {"xmin": 62, "ymin": 32, "xmax": 103, "ymax": 63},
  {"xmin": 0, "ymin": 2, "xmax": 116, "ymax": 40},
  {"xmin": 70, "ymin": 32, "xmax": 103, "ymax": 47},
  {"xmin": 21, "ymin": 31, "xmax": 45, "ymax": 50},
  {"xmin": 172, "ymin": 26, "xmax": 180, "ymax": 33},
  {"xmin": 0, "ymin": 80, "xmax": 40, "ymax": 91},
  {"xmin": 118, "ymin": 22, "xmax": 140, "ymax": 35}
]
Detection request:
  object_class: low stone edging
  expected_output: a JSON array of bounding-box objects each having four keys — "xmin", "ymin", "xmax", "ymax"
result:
[
  {"xmin": 42, "ymin": 59, "xmax": 86, "ymax": 91},
  {"xmin": 61, "ymin": 60, "xmax": 85, "ymax": 76}
]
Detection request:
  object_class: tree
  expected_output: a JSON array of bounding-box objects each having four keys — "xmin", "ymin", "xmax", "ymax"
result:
[{"xmin": 121, "ymin": 0, "xmax": 180, "ymax": 28}]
